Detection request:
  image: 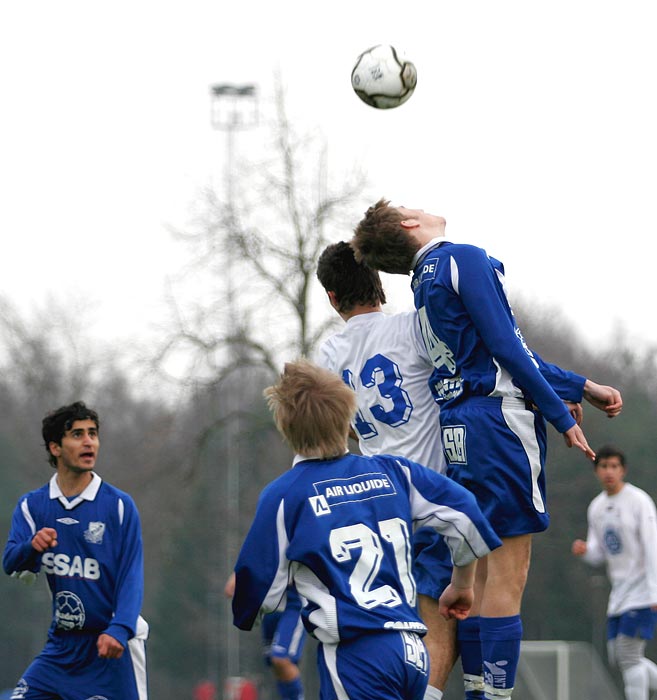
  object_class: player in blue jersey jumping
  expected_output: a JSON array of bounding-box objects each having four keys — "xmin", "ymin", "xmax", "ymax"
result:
[
  {"xmin": 231, "ymin": 359, "xmax": 502, "ymax": 700},
  {"xmin": 316, "ymin": 241, "xmax": 456, "ymax": 700},
  {"xmin": 351, "ymin": 200, "xmax": 623, "ymax": 700},
  {"xmin": 3, "ymin": 401, "xmax": 148, "ymax": 700}
]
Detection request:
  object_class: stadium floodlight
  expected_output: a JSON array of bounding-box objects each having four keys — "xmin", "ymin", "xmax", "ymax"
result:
[{"xmin": 210, "ymin": 83, "xmax": 258, "ymax": 130}]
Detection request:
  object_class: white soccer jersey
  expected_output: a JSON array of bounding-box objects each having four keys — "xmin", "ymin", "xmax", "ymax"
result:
[
  {"xmin": 582, "ymin": 483, "xmax": 657, "ymax": 616},
  {"xmin": 317, "ymin": 311, "xmax": 445, "ymax": 473}
]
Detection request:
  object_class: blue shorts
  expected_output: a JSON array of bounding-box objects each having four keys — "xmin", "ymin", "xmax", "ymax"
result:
[
  {"xmin": 412, "ymin": 527, "xmax": 453, "ymax": 600},
  {"xmin": 607, "ymin": 608, "xmax": 657, "ymax": 641},
  {"xmin": 441, "ymin": 396, "xmax": 549, "ymax": 537},
  {"xmin": 11, "ymin": 629, "xmax": 147, "ymax": 700},
  {"xmin": 261, "ymin": 607, "xmax": 306, "ymax": 665},
  {"xmin": 318, "ymin": 631, "xmax": 428, "ymax": 700}
]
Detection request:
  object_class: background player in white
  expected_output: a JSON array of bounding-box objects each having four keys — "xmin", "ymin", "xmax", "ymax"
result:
[
  {"xmin": 316, "ymin": 241, "xmax": 455, "ymax": 700},
  {"xmin": 231, "ymin": 359, "xmax": 502, "ymax": 700},
  {"xmin": 3, "ymin": 401, "xmax": 148, "ymax": 700},
  {"xmin": 352, "ymin": 200, "xmax": 623, "ymax": 700},
  {"xmin": 572, "ymin": 445, "xmax": 657, "ymax": 700}
]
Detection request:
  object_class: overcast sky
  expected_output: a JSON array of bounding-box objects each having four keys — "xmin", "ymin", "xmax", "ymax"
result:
[{"xmin": 1, "ymin": 1, "xmax": 656, "ymax": 353}]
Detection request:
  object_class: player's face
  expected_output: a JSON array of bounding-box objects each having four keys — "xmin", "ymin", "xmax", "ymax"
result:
[
  {"xmin": 50, "ymin": 419, "xmax": 100, "ymax": 474},
  {"xmin": 594, "ymin": 456, "xmax": 626, "ymax": 495}
]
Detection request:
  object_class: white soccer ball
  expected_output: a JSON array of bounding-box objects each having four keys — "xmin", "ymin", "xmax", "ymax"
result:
[{"xmin": 351, "ymin": 44, "xmax": 417, "ymax": 109}]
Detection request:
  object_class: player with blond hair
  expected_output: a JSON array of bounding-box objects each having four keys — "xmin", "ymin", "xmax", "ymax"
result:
[{"xmin": 231, "ymin": 359, "xmax": 501, "ymax": 700}]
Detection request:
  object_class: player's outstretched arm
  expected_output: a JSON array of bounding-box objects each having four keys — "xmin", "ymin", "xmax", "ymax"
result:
[{"xmin": 582, "ymin": 380, "xmax": 623, "ymax": 418}]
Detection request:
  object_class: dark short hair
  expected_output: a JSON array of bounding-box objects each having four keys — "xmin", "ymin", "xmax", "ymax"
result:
[
  {"xmin": 317, "ymin": 241, "xmax": 386, "ymax": 313},
  {"xmin": 594, "ymin": 445, "xmax": 626, "ymax": 468},
  {"xmin": 42, "ymin": 401, "xmax": 100, "ymax": 468},
  {"xmin": 351, "ymin": 198, "xmax": 420, "ymax": 275}
]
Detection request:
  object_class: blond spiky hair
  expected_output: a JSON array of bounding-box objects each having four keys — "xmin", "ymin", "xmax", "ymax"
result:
[{"xmin": 264, "ymin": 358, "xmax": 357, "ymax": 459}]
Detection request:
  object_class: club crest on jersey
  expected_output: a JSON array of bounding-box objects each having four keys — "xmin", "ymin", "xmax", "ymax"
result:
[
  {"xmin": 84, "ymin": 521, "xmax": 106, "ymax": 544},
  {"xmin": 309, "ymin": 473, "xmax": 397, "ymax": 515}
]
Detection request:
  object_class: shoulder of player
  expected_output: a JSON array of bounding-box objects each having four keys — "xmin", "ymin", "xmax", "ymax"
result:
[
  {"xmin": 96, "ymin": 480, "xmax": 139, "ymax": 510},
  {"xmin": 623, "ymin": 482, "xmax": 655, "ymax": 504}
]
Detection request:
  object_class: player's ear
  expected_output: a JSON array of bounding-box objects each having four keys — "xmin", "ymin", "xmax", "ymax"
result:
[
  {"xmin": 400, "ymin": 218, "xmax": 420, "ymax": 230},
  {"xmin": 49, "ymin": 442, "xmax": 61, "ymax": 458},
  {"xmin": 327, "ymin": 291, "xmax": 340, "ymax": 310}
]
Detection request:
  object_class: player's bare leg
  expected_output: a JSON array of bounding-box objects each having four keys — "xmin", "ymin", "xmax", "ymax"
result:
[
  {"xmin": 270, "ymin": 657, "xmax": 303, "ymax": 700},
  {"xmin": 418, "ymin": 593, "xmax": 458, "ymax": 697},
  {"xmin": 476, "ymin": 534, "xmax": 532, "ymax": 699}
]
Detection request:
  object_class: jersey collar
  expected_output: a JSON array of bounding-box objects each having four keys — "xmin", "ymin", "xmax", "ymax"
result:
[
  {"xmin": 49, "ymin": 472, "xmax": 103, "ymax": 510},
  {"xmin": 412, "ymin": 237, "xmax": 447, "ymax": 269}
]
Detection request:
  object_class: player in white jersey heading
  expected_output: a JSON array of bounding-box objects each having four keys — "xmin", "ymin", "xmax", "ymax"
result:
[
  {"xmin": 316, "ymin": 241, "xmax": 455, "ymax": 700},
  {"xmin": 3, "ymin": 401, "xmax": 148, "ymax": 700},
  {"xmin": 231, "ymin": 359, "xmax": 502, "ymax": 700},
  {"xmin": 352, "ymin": 199, "xmax": 623, "ymax": 700},
  {"xmin": 572, "ymin": 445, "xmax": 657, "ymax": 700}
]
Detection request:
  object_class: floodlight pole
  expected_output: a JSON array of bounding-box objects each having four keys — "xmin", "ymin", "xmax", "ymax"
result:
[{"xmin": 208, "ymin": 83, "xmax": 259, "ymax": 694}]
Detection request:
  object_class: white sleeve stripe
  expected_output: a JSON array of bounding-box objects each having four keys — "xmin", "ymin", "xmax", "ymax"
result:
[
  {"xmin": 402, "ymin": 465, "xmax": 491, "ymax": 565},
  {"xmin": 20, "ymin": 498, "xmax": 36, "ymax": 536},
  {"xmin": 118, "ymin": 498, "xmax": 125, "ymax": 525},
  {"xmin": 260, "ymin": 500, "xmax": 291, "ymax": 613}
]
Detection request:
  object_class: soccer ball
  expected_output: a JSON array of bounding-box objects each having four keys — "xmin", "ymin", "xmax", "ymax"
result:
[{"xmin": 351, "ymin": 44, "xmax": 417, "ymax": 109}]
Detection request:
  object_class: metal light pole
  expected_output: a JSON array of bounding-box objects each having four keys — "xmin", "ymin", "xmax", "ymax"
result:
[{"xmin": 208, "ymin": 82, "xmax": 259, "ymax": 695}]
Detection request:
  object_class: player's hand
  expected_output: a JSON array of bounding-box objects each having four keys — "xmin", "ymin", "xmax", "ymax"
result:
[
  {"xmin": 565, "ymin": 401, "xmax": 583, "ymax": 425},
  {"xmin": 224, "ymin": 572, "xmax": 236, "ymax": 598},
  {"xmin": 563, "ymin": 425, "xmax": 595, "ymax": 460},
  {"xmin": 31, "ymin": 528, "xmax": 58, "ymax": 552},
  {"xmin": 571, "ymin": 539, "xmax": 587, "ymax": 556},
  {"xmin": 438, "ymin": 583, "xmax": 474, "ymax": 621},
  {"xmin": 583, "ymin": 380, "xmax": 623, "ymax": 418},
  {"xmin": 97, "ymin": 633, "xmax": 124, "ymax": 659}
]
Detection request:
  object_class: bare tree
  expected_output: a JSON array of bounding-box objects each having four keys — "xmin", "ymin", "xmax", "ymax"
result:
[{"xmin": 155, "ymin": 78, "xmax": 368, "ymax": 387}]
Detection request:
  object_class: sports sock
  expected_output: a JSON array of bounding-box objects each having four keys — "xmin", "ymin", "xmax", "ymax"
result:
[
  {"xmin": 276, "ymin": 677, "xmax": 304, "ymax": 700},
  {"xmin": 423, "ymin": 685, "xmax": 443, "ymax": 700},
  {"xmin": 623, "ymin": 662, "xmax": 649, "ymax": 700},
  {"xmin": 458, "ymin": 616, "xmax": 485, "ymax": 698},
  {"xmin": 641, "ymin": 657, "xmax": 657, "ymax": 689},
  {"xmin": 479, "ymin": 615, "xmax": 523, "ymax": 699}
]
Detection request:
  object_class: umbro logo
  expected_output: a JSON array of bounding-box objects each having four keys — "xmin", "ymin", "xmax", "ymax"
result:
[{"xmin": 56, "ymin": 517, "xmax": 79, "ymax": 525}]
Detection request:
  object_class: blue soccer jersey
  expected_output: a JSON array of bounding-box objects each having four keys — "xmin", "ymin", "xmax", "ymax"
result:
[
  {"xmin": 3, "ymin": 473, "xmax": 144, "ymax": 645},
  {"xmin": 232, "ymin": 452, "xmax": 501, "ymax": 644},
  {"xmin": 411, "ymin": 240, "xmax": 585, "ymax": 432},
  {"xmin": 3, "ymin": 472, "xmax": 148, "ymax": 700}
]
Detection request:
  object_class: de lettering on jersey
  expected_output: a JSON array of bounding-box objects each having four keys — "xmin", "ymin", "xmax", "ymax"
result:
[{"xmin": 41, "ymin": 552, "xmax": 101, "ymax": 580}]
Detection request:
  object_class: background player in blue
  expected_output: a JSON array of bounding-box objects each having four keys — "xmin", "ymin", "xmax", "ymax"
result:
[
  {"xmin": 225, "ymin": 573, "xmax": 306, "ymax": 700},
  {"xmin": 231, "ymin": 359, "xmax": 502, "ymax": 700},
  {"xmin": 572, "ymin": 446, "xmax": 657, "ymax": 700},
  {"xmin": 3, "ymin": 401, "xmax": 148, "ymax": 700},
  {"xmin": 316, "ymin": 241, "xmax": 456, "ymax": 700},
  {"xmin": 352, "ymin": 200, "xmax": 623, "ymax": 700}
]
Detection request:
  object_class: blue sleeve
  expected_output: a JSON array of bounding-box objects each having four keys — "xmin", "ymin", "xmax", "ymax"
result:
[
  {"xmin": 104, "ymin": 496, "xmax": 144, "ymax": 646},
  {"xmin": 453, "ymin": 247, "xmax": 575, "ymax": 433},
  {"xmin": 398, "ymin": 458, "xmax": 502, "ymax": 565},
  {"xmin": 233, "ymin": 486, "xmax": 290, "ymax": 631},
  {"xmin": 530, "ymin": 348, "xmax": 586, "ymax": 402},
  {"xmin": 2, "ymin": 497, "xmax": 41, "ymax": 575}
]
